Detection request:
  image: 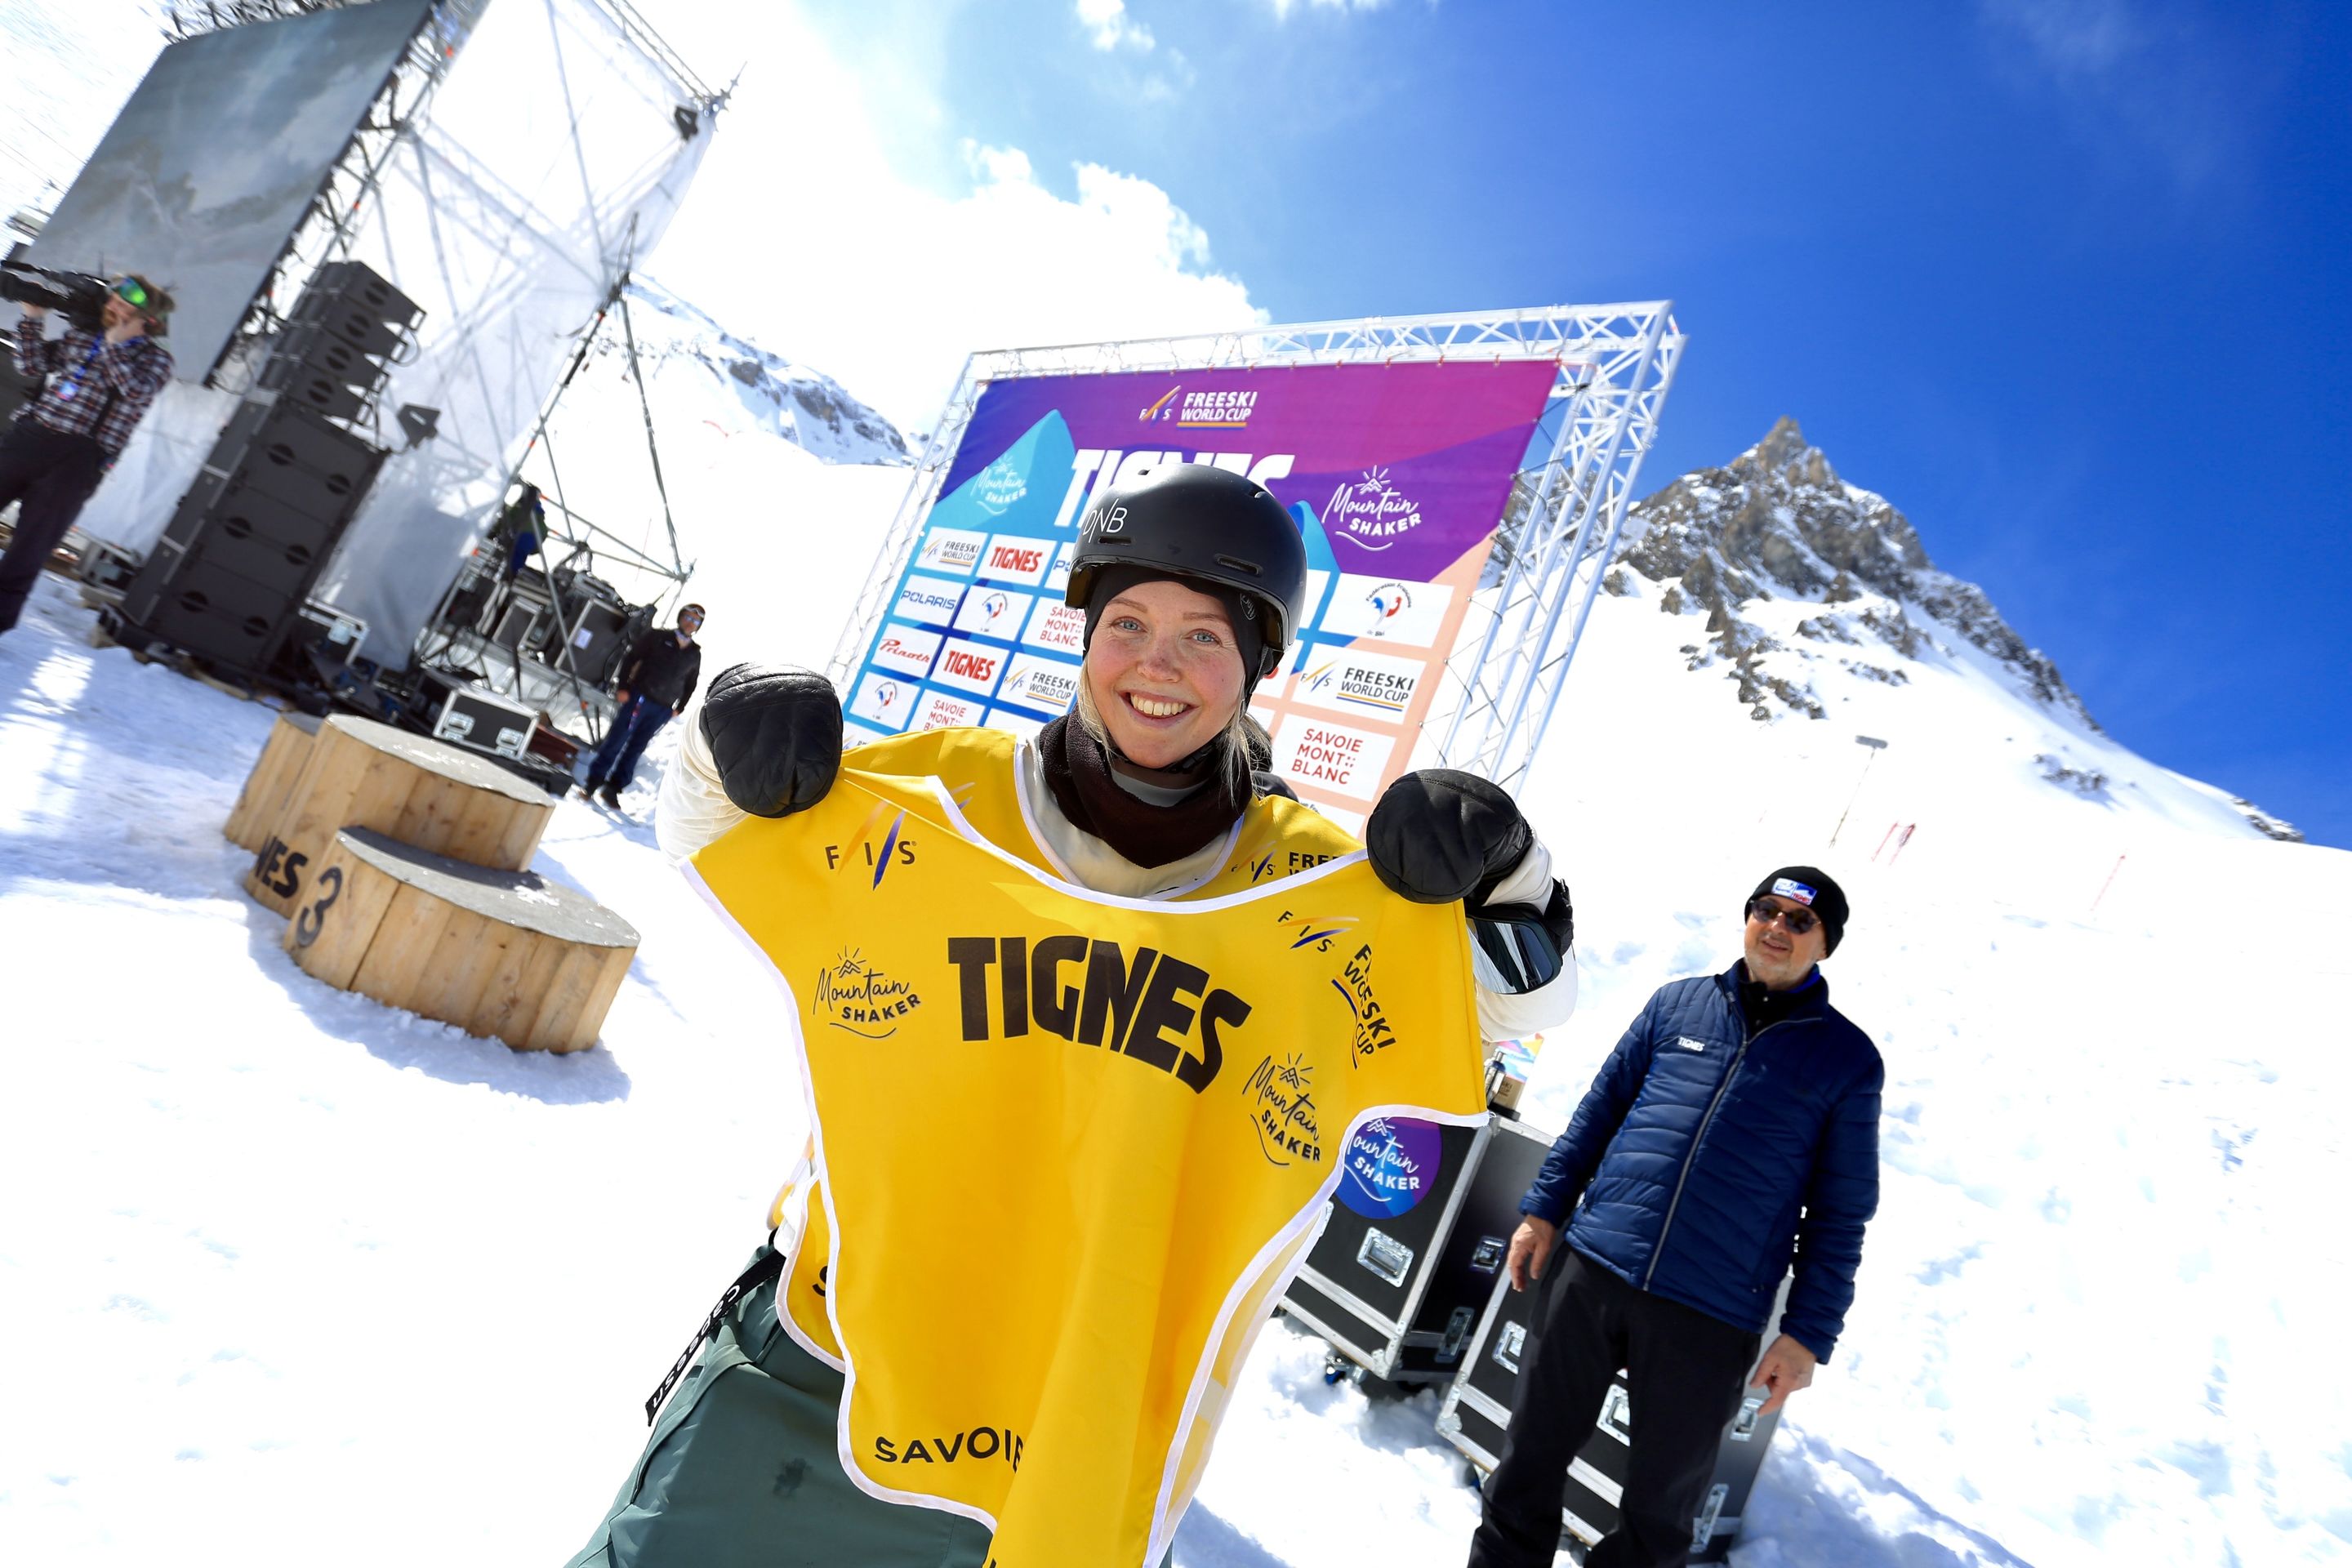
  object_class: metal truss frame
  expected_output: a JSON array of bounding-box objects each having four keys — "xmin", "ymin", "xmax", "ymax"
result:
[{"xmin": 826, "ymin": 302, "xmax": 1685, "ymax": 795}]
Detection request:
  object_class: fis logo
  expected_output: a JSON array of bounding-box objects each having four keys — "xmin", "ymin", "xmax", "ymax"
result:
[
  {"xmin": 1139, "ymin": 385, "xmax": 1182, "ymax": 422},
  {"xmin": 1232, "ymin": 829, "xmax": 1282, "ymax": 884},
  {"xmin": 823, "ymin": 801, "xmax": 917, "ymax": 889},
  {"xmin": 1275, "ymin": 907, "xmax": 1360, "ymax": 952}
]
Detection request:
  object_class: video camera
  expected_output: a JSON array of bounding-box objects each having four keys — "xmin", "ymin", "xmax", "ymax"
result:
[{"xmin": 0, "ymin": 257, "xmax": 114, "ymax": 334}]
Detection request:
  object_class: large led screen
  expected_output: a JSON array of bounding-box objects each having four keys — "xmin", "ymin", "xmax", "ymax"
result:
[{"xmin": 24, "ymin": 0, "xmax": 434, "ymax": 382}]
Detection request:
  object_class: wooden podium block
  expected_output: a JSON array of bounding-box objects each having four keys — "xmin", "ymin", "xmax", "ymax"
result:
[
  {"xmin": 225, "ymin": 710, "xmax": 323, "ymax": 853},
  {"xmin": 245, "ymin": 715, "xmax": 554, "ymax": 917},
  {"xmin": 286, "ymin": 827, "xmax": 639, "ymax": 1054}
]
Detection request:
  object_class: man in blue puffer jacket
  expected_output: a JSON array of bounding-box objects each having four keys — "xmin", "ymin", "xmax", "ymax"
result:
[{"xmin": 1466, "ymin": 866, "xmax": 1882, "ymax": 1568}]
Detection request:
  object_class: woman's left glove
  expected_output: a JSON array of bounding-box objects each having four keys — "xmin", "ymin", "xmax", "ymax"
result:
[{"xmin": 1365, "ymin": 768, "xmax": 1532, "ymax": 906}]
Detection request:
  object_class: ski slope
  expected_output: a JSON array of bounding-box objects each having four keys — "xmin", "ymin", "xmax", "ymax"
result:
[{"xmin": 2, "ymin": 434, "xmax": 2348, "ymax": 1567}]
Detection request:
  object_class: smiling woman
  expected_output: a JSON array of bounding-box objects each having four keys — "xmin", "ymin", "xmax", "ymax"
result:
[{"xmin": 563, "ymin": 461, "xmax": 1582, "ymax": 1568}]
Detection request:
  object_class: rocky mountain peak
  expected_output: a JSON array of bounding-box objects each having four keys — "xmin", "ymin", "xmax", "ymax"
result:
[
  {"xmin": 617, "ymin": 278, "xmax": 911, "ymax": 467},
  {"xmin": 1609, "ymin": 421, "xmax": 2094, "ymax": 728}
]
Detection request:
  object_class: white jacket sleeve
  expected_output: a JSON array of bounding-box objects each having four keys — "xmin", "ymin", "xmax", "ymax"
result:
[
  {"xmin": 1469, "ymin": 836, "xmax": 1579, "ymax": 1042},
  {"xmin": 655, "ymin": 708, "xmax": 750, "ymax": 861}
]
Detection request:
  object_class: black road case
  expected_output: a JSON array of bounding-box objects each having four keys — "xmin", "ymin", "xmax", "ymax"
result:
[
  {"xmin": 1437, "ymin": 1267, "xmax": 1792, "ymax": 1561},
  {"xmin": 1281, "ymin": 1113, "xmax": 1553, "ymax": 1387}
]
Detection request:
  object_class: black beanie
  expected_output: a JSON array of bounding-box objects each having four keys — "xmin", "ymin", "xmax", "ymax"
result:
[
  {"xmin": 1080, "ymin": 564, "xmax": 1268, "ymax": 695},
  {"xmin": 1749, "ymin": 866, "xmax": 1850, "ymax": 956}
]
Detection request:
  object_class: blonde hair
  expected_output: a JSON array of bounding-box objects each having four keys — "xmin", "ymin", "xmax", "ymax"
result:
[{"xmin": 1074, "ymin": 676, "xmax": 1254, "ymax": 804}]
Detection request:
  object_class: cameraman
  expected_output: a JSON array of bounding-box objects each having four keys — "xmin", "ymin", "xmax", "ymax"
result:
[{"xmin": 0, "ymin": 274, "xmax": 174, "ymax": 636}]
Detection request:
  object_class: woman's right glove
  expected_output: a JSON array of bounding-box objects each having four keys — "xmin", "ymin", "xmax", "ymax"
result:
[{"xmin": 698, "ymin": 663, "xmax": 844, "ymax": 817}]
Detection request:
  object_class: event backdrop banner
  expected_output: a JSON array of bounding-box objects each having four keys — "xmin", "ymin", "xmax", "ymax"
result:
[{"xmin": 844, "ymin": 363, "xmax": 1556, "ymax": 834}]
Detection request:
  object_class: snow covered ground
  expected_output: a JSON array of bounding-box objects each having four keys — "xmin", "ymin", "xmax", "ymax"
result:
[{"xmin": 3, "ymin": 434, "xmax": 2350, "ymax": 1568}]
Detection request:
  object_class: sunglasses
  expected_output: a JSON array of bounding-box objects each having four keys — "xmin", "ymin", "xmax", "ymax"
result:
[
  {"xmin": 1745, "ymin": 898, "xmax": 1819, "ymax": 936},
  {"xmin": 112, "ymin": 278, "xmax": 150, "ymax": 310}
]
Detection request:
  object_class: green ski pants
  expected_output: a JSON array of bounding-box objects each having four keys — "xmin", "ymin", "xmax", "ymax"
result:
[{"xmin": 566, "ymin": 1247, "xmax": 996, "ymax": 1568}]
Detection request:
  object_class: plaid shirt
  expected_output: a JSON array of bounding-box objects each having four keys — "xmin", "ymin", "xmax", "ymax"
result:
[{"xmin": 12, "ymin": 314, "xmax": 175, "ymax": 455}]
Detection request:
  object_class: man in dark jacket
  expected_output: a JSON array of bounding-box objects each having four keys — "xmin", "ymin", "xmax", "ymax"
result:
[
  {"xmin": 1467, "ymin": 866, "xmax": 1882, "ymax": 1568},
  {"xmin": 0, "ymin": 276, "xmax": 175, "ymax": 639},
  {"xmin": 582, "ymin": 604, "xmax": 704, "ymax": 808}
]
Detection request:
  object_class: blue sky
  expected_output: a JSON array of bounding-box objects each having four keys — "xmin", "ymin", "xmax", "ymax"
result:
[{"xmin": 757, "ymin": 0, "xmax": 2350, "ymax": 846}]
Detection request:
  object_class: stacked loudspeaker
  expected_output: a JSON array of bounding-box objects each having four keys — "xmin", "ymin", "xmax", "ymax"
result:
[{"xmin": 117, "ymin": 262, "xmax": 422, "ymax": 672}]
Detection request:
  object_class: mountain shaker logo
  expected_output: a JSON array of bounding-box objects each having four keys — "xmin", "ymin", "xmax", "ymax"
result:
[{"xmin": 1325, "ymin": 467, "xmax": 1425, "ymax": 551}]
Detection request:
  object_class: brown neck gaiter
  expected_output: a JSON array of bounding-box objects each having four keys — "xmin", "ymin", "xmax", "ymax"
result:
[{"xmin": 1036, "ymin": 715, "xmax": 1249, "ymax": 869}]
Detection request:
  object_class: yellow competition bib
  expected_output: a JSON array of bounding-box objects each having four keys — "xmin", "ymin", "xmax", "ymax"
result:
[
  {"xmin": 773, "ymin": 730, "xmax": 1365, "ymax": 1370},
  {"xmin": 693, "ymin": 734, "xmax": 1482, "ymax": 1568}
]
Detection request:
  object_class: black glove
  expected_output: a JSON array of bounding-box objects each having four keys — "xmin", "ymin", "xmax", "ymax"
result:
[
  {"xmin": 1365, "ymin": 768, "xmax": 1534, "ymax": 906},
  {"xmin": 698, "ymin": 663, "xmax": 844, "ymax": 819}
]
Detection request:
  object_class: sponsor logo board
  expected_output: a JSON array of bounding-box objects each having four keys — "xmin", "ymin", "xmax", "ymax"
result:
[
  {"xmin": 871, "ymin": 623, "xmax": 942, "ymax": 679},
  {"xmin": 995, "ymin": 651, "xmax": 1082, "ymax": 716},
  {"xmin": 842, "ymin": 721, "xmax": 890, "ymax": 751},
  {"xmin": 1271, "ymin": 717, "xmax": 1396, "ymax": 804},
  {"xmin": 915, "ymin": 527, "xmax": 988, "ymax": 577},
  {"xmin": 1316, "ymin": 573, "xmax": 1453, "ymax": 648},
  {"xmin": 849, "ymin": 672, "xmax": 915, "ymax": 729},
  {"xmin": 929, "ymin": 637, "xmax": 1007, "ymax": 697},
  {"xmin": 1290, "ymin": 646, "xmax": 1425, "ymax": 719},
  {"xmin": 1022, "ymin": 599, "xmax": 1087, "ymax": 656},
  {"xmin": 913, "ymin": 688, "xmax": 984, "ymax": 731},
  {"xmin": 953, "ymin": 586, "xmax": 1030, "ymax": 641},
  {"xmin": 977, "ymin": 534, "xmax": 1054, "ymax": 587},
  {"xmin": 1045, "ymin": 541, "xmax": 1075, "ymax": 595},
  {"xmin": 892, "ymin": 575, "xmax": 967, "ymax": 627}
]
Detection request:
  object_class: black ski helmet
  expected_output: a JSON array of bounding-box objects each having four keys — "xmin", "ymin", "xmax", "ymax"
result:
[{"xmin": 1065, "ymin": 463, "xmax": 1307, "ymax": 681}]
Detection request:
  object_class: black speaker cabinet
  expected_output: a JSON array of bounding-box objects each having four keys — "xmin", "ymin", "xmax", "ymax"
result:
[
  {"xmin": 548, "ymin": 596, "xmax": 632, "ymax": 680},
  {"xmin": 116, "ymin": 393, "xmax": 387, "ymax": 673},
  {"xmin": 256, "ymin": 323, "xmax": 385, "ymax": 423},
  {"xmin": 287, "ymin": 260, "xmax": 421, "ymax": 358},
  {"xmin": 122, "ymin": 555, "xmax": 295, "ymax": 667},
  {"xmin": 232, "ymin": 403, "xmax": 387, "ymax": 519}
]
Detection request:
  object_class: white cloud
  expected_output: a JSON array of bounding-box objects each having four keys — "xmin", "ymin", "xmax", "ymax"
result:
[
  {"xmin": 1076, "ymin": 0, "xmax": 1156, "ymax": 52},
  {"xmin": 1263, "ymin": 0, "xmax": 1391, "ymax": 16},
  {"xmin": 641, "ymin": 5, "xmax": 1262, "ymax": 432},
  {"xmin": 1979, "ymin": 0, "xmax": 2139, "ymax": 79},
  {"xmin": 1976, "ymin": 0, "xmax": 2247, "ymax": 191}
]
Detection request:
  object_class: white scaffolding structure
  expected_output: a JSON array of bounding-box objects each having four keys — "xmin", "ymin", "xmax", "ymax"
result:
[{"xmin": 826, "ymin": 303, "xmax": 1685, "ymax": 795}]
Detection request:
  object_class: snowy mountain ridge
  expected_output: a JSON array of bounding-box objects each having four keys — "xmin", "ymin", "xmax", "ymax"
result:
[
  {"xmin": 612, "ymin": 277, "xmax": 911, "ymax": 468},
  {"xmin": 1602, "ymin": 416, "xmax": 2303, "ymax": 842}
]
